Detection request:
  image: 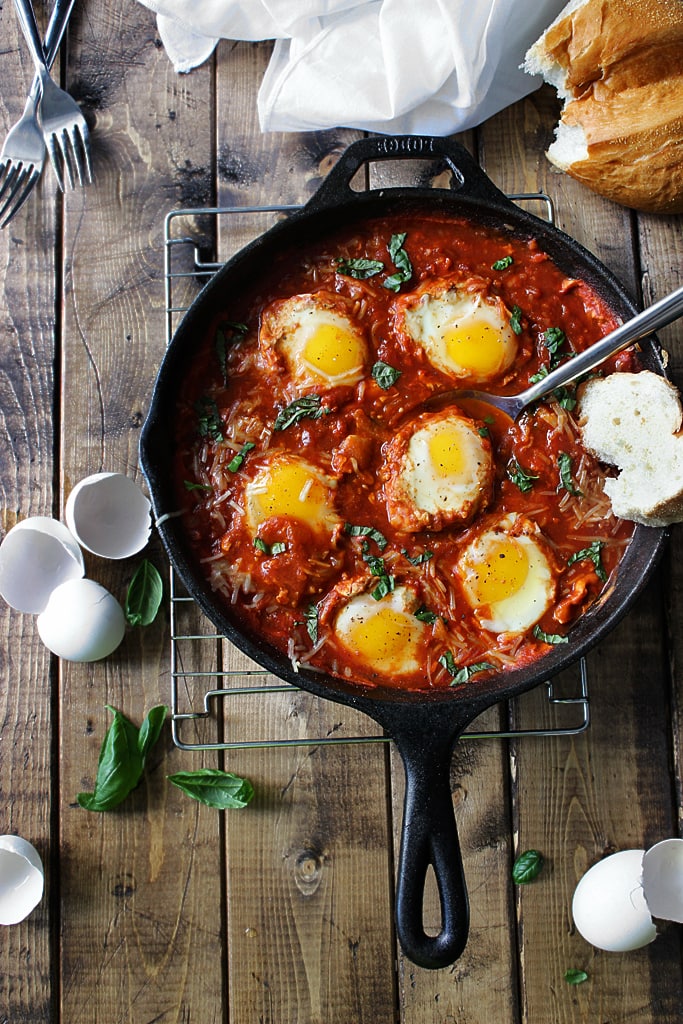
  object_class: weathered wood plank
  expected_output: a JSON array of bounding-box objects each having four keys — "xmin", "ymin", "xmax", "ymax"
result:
[
  {"xmin": 213, "ymin": 42, "xmax": 397, "ymax": 1024},
  {"xmin": 56, "ymin": 6, "xmax": 225, "ymax": 1022},
  {"xmin": 481, "ymin": 87, "xmax": 683, "ymax": 1022},
  {"xmin": 0, "ymin": 3, "xmax": 60, "ymax": 1020}
]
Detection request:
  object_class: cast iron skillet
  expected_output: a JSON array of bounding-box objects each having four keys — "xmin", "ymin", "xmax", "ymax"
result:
[{"xmin": 140, "ymin": 135, "xmax": 668, "ymax": 969}]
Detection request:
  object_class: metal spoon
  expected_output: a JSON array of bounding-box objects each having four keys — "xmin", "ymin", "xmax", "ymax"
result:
[{"xmin": 440, "ymin": 283, "xmax": 683, "ymax": 420}]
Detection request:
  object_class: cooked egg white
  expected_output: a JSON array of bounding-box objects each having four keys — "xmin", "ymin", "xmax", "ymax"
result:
[
  {"xmin": 261, "ymin": 293, "xmax": 367, "ymax": 388},
  {"xmin": 456, "ymin": 516, "xmax": 556, "ymax": 634},
  {"xmin": 384, "ymin": 410, "xmax": 493, "ymax": 530},
  {"xmin": 244, "ymin": 452, "xmax": 338, "ymax": 535},
  {"xmin": 401, "ymin": 283, "xmax": 518, "ymax": 382},
  {"xmin": 333, "ymin": 585, "xmax": 430, "ymax": 677}
]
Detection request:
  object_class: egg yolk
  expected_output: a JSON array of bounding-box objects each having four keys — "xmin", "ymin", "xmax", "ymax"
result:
[
  {"xmin": 303, "ymin": 323, "xmax": 365, "ymax": 380},
  {"xmin": 444, "ymin": 320, "xmax": 509, "ymax": 377},
  {"xmin": 248, "ymin": 461, "xmax": 332, "ymax": 528},
  {"xmin": 427, "ymin": 426, "xmax": 467, "ymax": 478},
  {"xmin": 345, "ymin": 607, "xmax": 417, "ymax": 664},
  {"xmin": 468, "ymin": 538, "xmax": 529, "ymax": 605}
]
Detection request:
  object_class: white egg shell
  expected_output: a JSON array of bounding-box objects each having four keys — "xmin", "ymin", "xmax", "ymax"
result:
[
  {"xmin": 37, "ymin": 578, "xmax": 126, "ymax": 661},
  {"xmin": 641, "ymin": 838, "xmax": 683, "ymax": 923},
  {"xmin": 572, "ymin": 849, "xmax": 657, "ymax": 952},
  {"xmin": 65, "ymin": 473, "xmax": 151, "ymax": 559},
  {"xmin": 0, "ymin": 835, "xmax": 44, "ymax": 925},
  {"xmin": 0, "ymin": 517, "xmax": 85, "ymax": 614}
]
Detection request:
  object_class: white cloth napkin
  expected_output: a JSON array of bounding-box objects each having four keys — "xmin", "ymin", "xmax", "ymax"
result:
[{"xmin": 137, "ymin": 0, "xmax": 567, "ymax": 135}]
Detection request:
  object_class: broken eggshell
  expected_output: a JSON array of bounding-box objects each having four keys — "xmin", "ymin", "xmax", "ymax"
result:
[
  {"xmin": 573, "ymin": 839, "xmax": 683, "ymax": 952},
  {"xmin": 37, "ymin": 578, "xmax": 126, "ymax": 661},
  {"xmin": 0, "ymin": 835, "xmax": 44, "ymax": 925},
  {"xmin": 0, "ymin": 517, "xmax": 85, "ymax": 614},
  {"xmin": 65, "ymin": 473, "xmax": 152, "ymax": 559}
]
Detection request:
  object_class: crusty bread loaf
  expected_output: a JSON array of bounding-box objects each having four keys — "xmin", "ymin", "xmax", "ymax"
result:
[
  {"xmin": 577, "ymin": 370, "xmax": 683, "ymax": 526},
  {"xmin": 524, "ymin": 0, "xmax": 683, "ymax": 214}
]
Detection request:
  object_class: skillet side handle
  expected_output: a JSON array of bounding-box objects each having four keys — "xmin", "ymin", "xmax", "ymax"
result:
[
  {"xmin": 393, "ymin": 737, "xmax": 469, "ymax": 970},
  {"xmin": 305, "ymin": 135, "xmax": 511, "ymax": 213}
]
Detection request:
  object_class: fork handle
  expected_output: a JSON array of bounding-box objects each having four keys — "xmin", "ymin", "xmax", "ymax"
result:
[
  {"xmin": 13, "ymin": 0, "xmax": 56, "ymax": 77},
  {"xmin": 44, "ymin": 0, "xmax": 77, "ymax": 70}
]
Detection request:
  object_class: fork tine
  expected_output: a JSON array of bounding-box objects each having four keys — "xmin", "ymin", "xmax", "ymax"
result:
[
  {"xmin": 0, "ymin": 166, "xmax": 32, "ymax": 223},
  {"xmin": 58, "ymin": 130, "xmax": 75, "ymax": 190},
  {"xmin": 67, "ymin": 124, "xmax": 83, "ymax": 187},
  {"xmin": 45, "ymin": 133, "xmax": 65, "ymax": 192},
  {"xmin": 77, "ymin": 122, "xmax": 92, "ymax": 184},
  {"xmin": 0, "ymin": 163, "xmax": 20, "ymax": 204},
  {"xmin": 0, "ymin": 167, "xmax": 39, "ymax": 227}
]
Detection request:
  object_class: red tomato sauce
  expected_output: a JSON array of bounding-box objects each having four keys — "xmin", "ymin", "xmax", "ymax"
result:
[{"xmin": 172, "ymin": 213, "xmax": 638, "ymax": 693}]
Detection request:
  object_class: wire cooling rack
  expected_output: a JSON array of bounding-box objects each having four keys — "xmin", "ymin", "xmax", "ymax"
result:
[{"xmin": 163, "ymin": 193, "xmax": 591, "ymax": 752}]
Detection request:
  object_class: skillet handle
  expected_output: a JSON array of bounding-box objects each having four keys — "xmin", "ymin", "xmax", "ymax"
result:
[
  {"xmin": 392, "ymin": 726, "xmax": 470, "ymax": 970},
  {"xmin": 305, "ymin": 135, "xmax": 511, "ymax": 211}
]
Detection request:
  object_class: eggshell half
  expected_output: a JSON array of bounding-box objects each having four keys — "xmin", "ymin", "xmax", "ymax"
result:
[
  {"xmin": 0, "ymin": 835, "xmax": 44, "ymax": 925},
  {"xmin": 65, "ymin": 473, "xmax": 152, "ymax": 559},
  {"xmin": 0, "ymin": 517, "xmax": 85, "ymax": 613},
  {"xmin": 572, "ymin": 849, "xmax": 657, "ymax": 952},
  {"xmin": 642, "ymin": 838, "xmax": 683, "ymax": 923},
  {"xmin": 37, "ymin": 578, "xmax": 126, "ymax": 661}
]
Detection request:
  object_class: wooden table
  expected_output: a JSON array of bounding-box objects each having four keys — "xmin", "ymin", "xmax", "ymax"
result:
[{"xmin": 1, "ymin": 3, "xmax": 682, "ymax": 1021}]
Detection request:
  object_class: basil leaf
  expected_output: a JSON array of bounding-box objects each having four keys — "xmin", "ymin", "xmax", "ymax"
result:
[
  {"xmin": 371, "ymin": 575, "xmax": 395, "ymax": 601},
  {"xmin": 492, "ymin": 255, "xmax": 513, "ymax": 271},
  {"xmin": 568, "ymin": 540, "xmax": 607, "ymax": 582},
  {"xmin": 564, "ymin": 969, "xmax": 588, "ymax": 985},
  {"xmin": 507, "ymin": 458, "xmax": 539, "ymax": 493},
  {"xmin": 195, "ymin": 396, "xmax": 224, "ymax": 443},
  {"xmin": 414, "ymin": 605, "xmax": 437, "ymax": 624},
  {"xmin": 77, "ymin": 704, "xmax": 168, "ymax": 812},
  {"xmin": 227, "ymin": 441, "xmax": 255, "ymax": 472},
  {"xmin": 372, "ymin": 360, "xmax": 402, "ymax": 390},
  {"xmin": 512, "ymin": 849, "xmax": 544, "ymax": 883},
  {"xmin": 343, "ymin": 522, "xmax": 388, "ymax": 551},
  {"xmin": 125, "ymin": 560, "xmax": 164, "ymax": 627},
  {"xmin": 304, "ymin": 604, "xmax": 319, "ymax": 644},
  {"xmin": 336, "ymin": 256, "xmax": 384, "ymax": 279},
  {"xmin": 167, "ymin": 769, "xmax": 254, "ymax": 809},
  {"xmin": 215, "ymin": 322, "xmax": 247, "ymax": 382},
  {"xmin": 543, "ymin": 326, "xmax": 566, "ymax": 354},
  {"xmin": 402, "ymin": 548, "xmax": 433, "ymax": 565},
  {"xmin": 510, "ymin": 305, "xmax": 523, "ymax": 335},
  {"xmin": 532, "ymin": 625, "xmax": 569, "ymax": 645},
  {"xmin": 184, "ymin": 480, "xmax": 213, "ymax": 493},
  {"xmin": 383, "ymin": 232, "xmax": 413, "ymax": 292},
  {"xmin": 558, "ymin": 452, "xmax": 583, "ymax": 496},
  {"xmin": 273, "ymin": 394, "xmax": 324, "ymax": 431},
  {"xmin": 449, "ymin": 661, "xmax": 496, "ymax": 686}
]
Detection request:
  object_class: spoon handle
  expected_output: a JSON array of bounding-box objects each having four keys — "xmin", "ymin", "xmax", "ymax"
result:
[{"xmin": 521, "ymin": 283, "xmax": 683, "ymax": 406}]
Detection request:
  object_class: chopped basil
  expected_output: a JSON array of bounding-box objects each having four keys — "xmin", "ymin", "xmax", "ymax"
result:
[
  {"xmin": 564, "ymin": 969, "xmax": 589, "ymax": 986},
  {"xmin": 414, "ymin": 605, "xmax": 438, "ymax": 625},
  {"xmin": 371, "ymin": 576, "xmax": 395, "ymax": 600},
  {"xmin": 215, "ymin": 321, "xmax": 248, "ymax": 381},
  {"xmin": 254, "ymin": 538, "xmax": 287, "ymax": 556},
  {"xmin": 478, "ymin": 425, "xmax": 490, "ymax": 438},
  {"xmin": 543, "ymin": 326, "xmax": 566, "ymax": 354},
  {"xmin": 372, "ymin": 360, "xmax": 402, "ymax": 389},
  {"xmin": 383, "ymin": 232, "xmax": 413, "ymax": 292},
  {"xmin": 227, "ymin": 441, "xmax": 255, "ymax": 472},
  {"xmin": 510, "ymin": 305, "xmax": 523, "ymax": 335},
  {"xmin": 507, "ymin": 458, "xmax": 539, "ymax": 493},
  {"xmin": 532, "ymin": 625, "xmax": 569, "ymax": 645},
  {"xmin": 362, "ymin": 549, "xmax": 395, "ymax": 600},
  {"xmin": 344, "ymin": 522, "xmax": 388, "ymax": 551},
  {"xmin": 195, "ymin": 396, "xmax": 224, "ymax": 443},
  {"xmin": 125, "ymin": 560, "xmax": 164, "ymax": 627},
  {"xmin": 512, "ymin": 849, "xmax": 544, "ymax": 884},
  {"xmin": 402, "ymin": 548, "xmax": 433, "ymax": 565},
  {"xmin": 552, "ymin": 385, "xmax": 577, "ymax": 410},
  {"xmin": 184, "ymin": 480, "xmax": 213, "ymax": 493},
  {"xmin": 304, "ymin": 604, "xmax": 319, "ymax": 644},
  {"xmin": 439, "ymin": 654, "xmax": 495, "ymax": 685},
  {"xmin": 568, "ymin": 540, "xmax": 607, "ymax": 582},
  {"xmin": 167, "ymin": 769, "xmax": 254, "ymax": 810},
  {"xmin": 273, "ymin": 394, "xmax": 324, "ymax": 431},
  {"xmin": 492, "ymin": 255, "xmax": 513, "ymax": 271},
  {"xmin": 336, "ymin": 256, "xmax": 385, "ymax": 279},
  {"xmin": 558, "ymin": 452, "xmax": 583, "ymax": 496}
]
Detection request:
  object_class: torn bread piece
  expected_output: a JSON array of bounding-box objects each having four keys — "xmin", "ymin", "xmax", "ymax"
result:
[
  {"xmin": 523, "ymin": 0, "xmax": 683, "ymax": 214},
  {"xmin": 577, "ymin": 370, "xmax": 683, "ymax": 526}
]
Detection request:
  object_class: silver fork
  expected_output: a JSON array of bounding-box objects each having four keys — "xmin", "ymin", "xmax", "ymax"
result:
[
  {"xmin": 11, "ymin": 0, "xmax": 91, "ymax": 195},
  {"xmin": 0, "ymin": 0, "xmax": 77, "ymax": 226}
]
